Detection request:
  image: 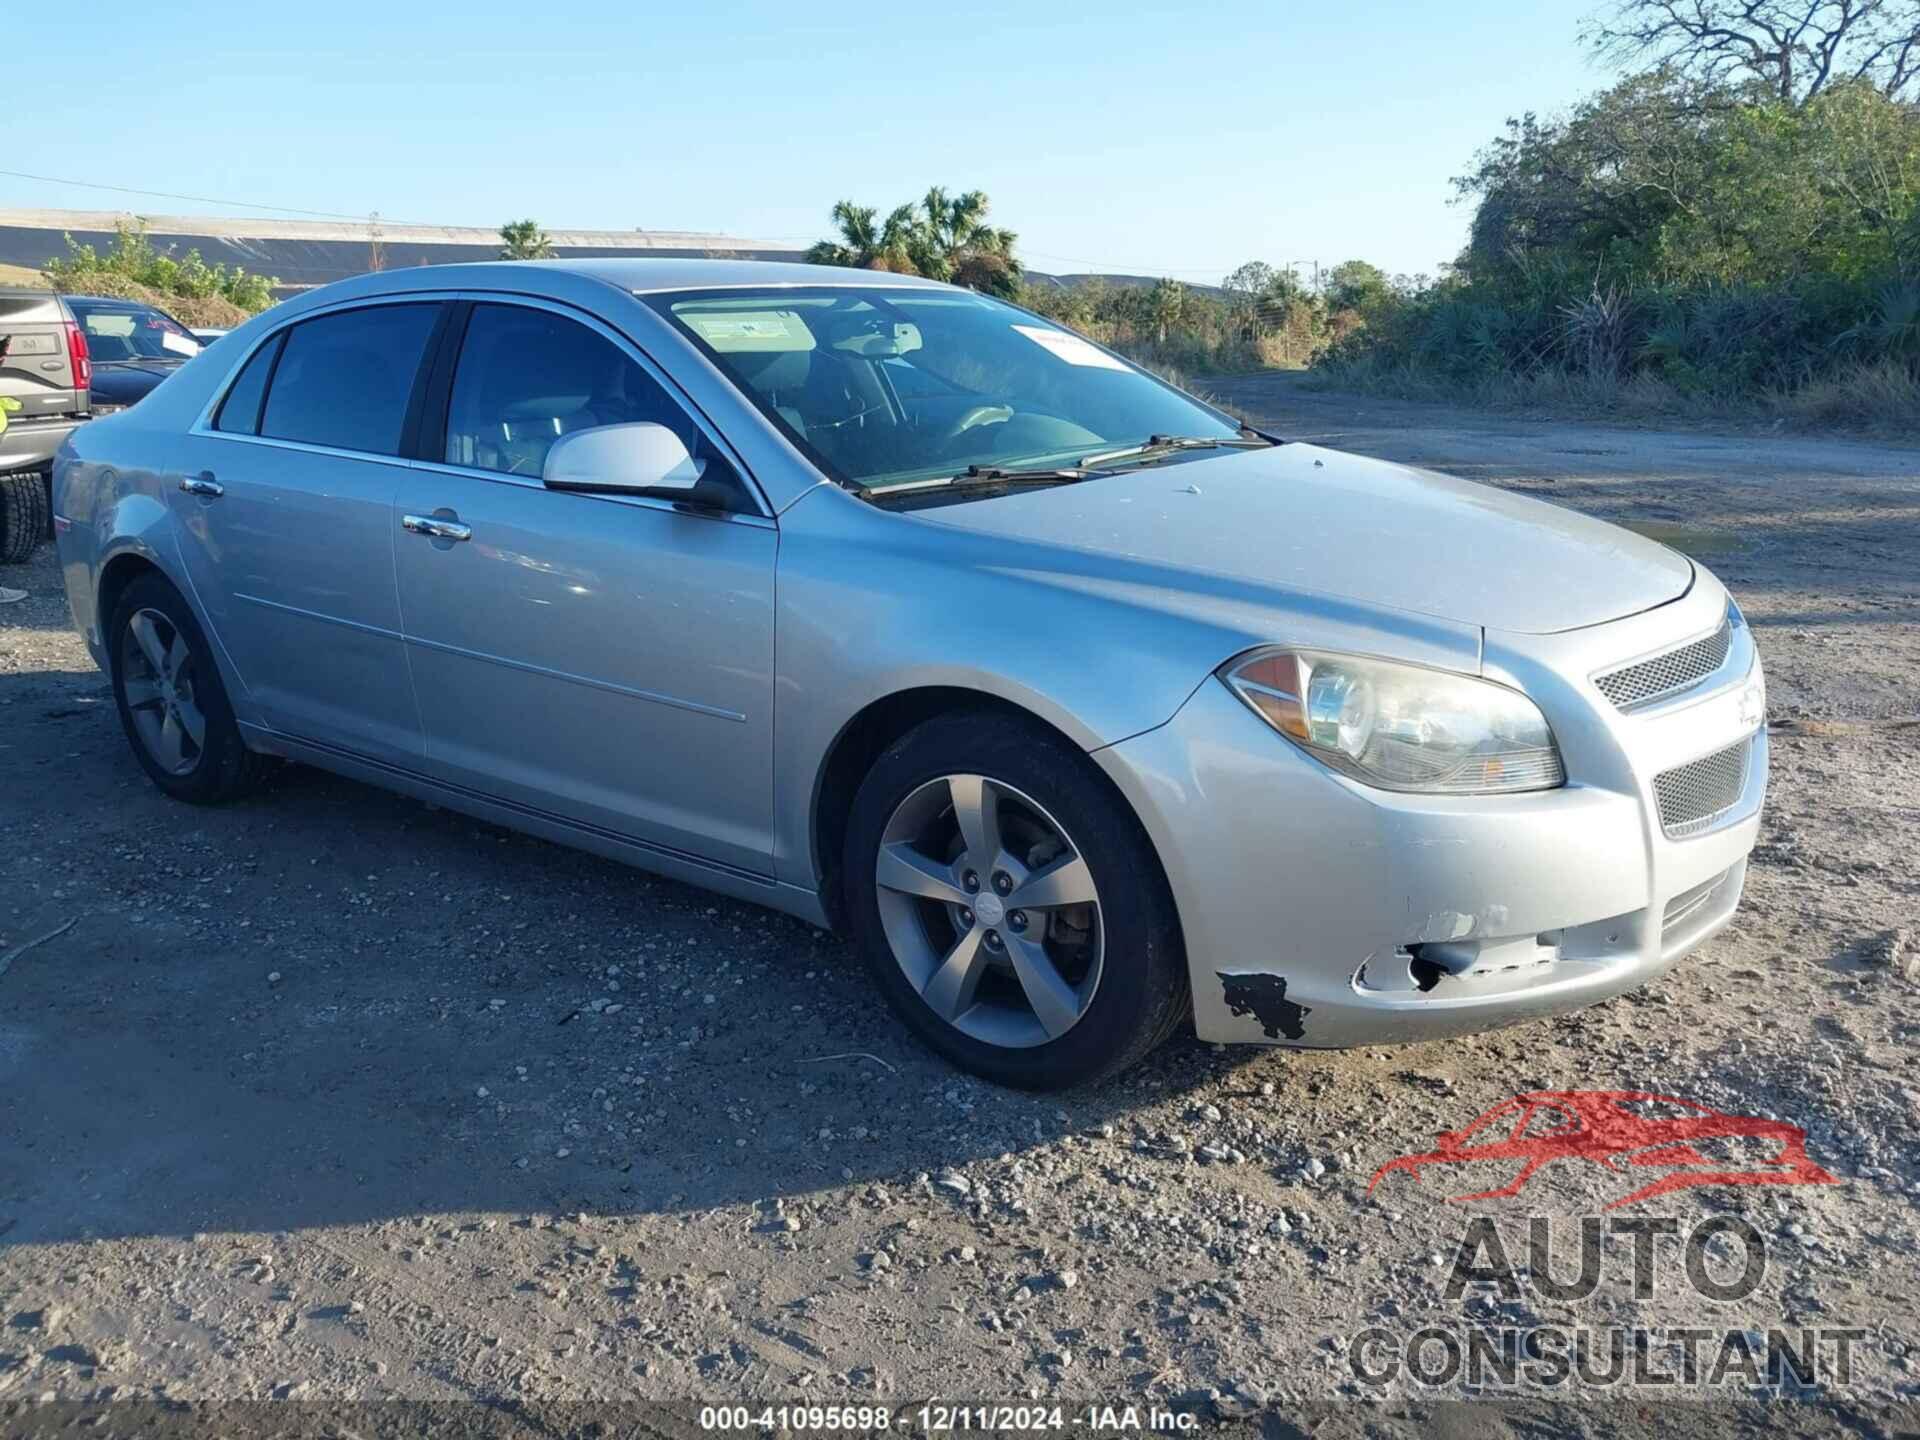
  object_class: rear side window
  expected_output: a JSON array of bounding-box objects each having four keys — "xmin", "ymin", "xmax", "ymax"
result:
[
  {"xmin": 260, "ymin": 304, "xmax": 439, "ymax": 456},
  {"xmin": 443, "ymin": 304, "xmax": 715, "ymax": 479},
  {"xmin": 213, "ymin": 334, "xmax": 282, "ymax": 435}
]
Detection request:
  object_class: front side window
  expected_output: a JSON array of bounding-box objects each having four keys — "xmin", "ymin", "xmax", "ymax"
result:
[
  {"xmin": 648, "ymin": 286, "xmax": 1239, "ymax": 490},
  {"xmin": 259, "ymin": 303, "xmax": 440, "ymax": 456},
  {"xmin": 443, "ymin": 304, "xmax": 714, "ymax": 480},
  {"xmin": 66, "ymin": 299, "xmax": 201, "ymax": 363}
]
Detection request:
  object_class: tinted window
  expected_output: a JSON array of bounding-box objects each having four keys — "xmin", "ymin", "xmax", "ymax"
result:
[
  {"xmin": 260, "ymin": 304, "xmax": 439, "ymax": 455},
  {"xmin": 444, "ymin": 304, "xmax": 714, "ymax": 479},
  {"xmin": 214, "ymin": 334, "xmax": 281, "ymax": 436}
]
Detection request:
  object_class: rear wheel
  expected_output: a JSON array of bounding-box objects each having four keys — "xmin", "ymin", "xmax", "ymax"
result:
[
  {"xmin": 0, "ymin": 471, "xmax": 49, "ymax": 564},
  {"xmin": 109, "ymin": 572, "xmax": 266, "ymax": 803},
  {"xmin": 844, "ymin": 710, "xmax": 1188, "ymax": 1089}
]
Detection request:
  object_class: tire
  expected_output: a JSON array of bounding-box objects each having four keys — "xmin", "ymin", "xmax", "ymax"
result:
[
  {"xmin": 844, "ymin": 709, "xmax": 1189, "ymax": 1089},
  {"xmin": 0, "ymin": 470, "xmax": 49, "ymax": 564},
  {"xmin": 108, "ymin": 571, "xmax": 267, "ymax": 803}
]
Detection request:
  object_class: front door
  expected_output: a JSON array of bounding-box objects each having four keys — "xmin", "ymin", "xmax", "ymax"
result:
[
  {"xmin": 393, "ymin": 301, "xmax": 777, "ymax": 876},
  {"xmin": 170, "ymin": 301, "xmax": 444, "ymax": 764}
]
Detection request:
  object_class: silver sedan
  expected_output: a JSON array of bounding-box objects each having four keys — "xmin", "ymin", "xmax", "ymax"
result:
[{"xmin": 51, "ymin": 260, "xmax": 1767, "ymax": 1089}]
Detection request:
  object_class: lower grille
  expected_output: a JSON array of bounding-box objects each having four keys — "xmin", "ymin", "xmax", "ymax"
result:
[
  {"xmin": 1596, "ymin": 621, "xmax": 1732, "ymax": 710},
  {"xmin": 1663, "ymin": 869, "xmax": 1728, "ymax": 930},
  {"xmin": 1654, "ymin": 738, "xmax": 1752, "ymax": 838}
]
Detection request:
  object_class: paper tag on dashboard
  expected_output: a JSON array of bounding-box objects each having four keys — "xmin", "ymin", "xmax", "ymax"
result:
[
  {"xmin": 1011, "ymin": 324, "xmax": 1130, "ymax": 371},
  {"xmin": 160, "ymin": 330, "xmax": 202, "ymax": 358}
]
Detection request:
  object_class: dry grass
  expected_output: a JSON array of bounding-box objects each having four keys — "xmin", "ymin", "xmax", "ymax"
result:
[
  {"xmin": 48, "ymin": 270, "xmax": 254, "ymax": 328},
  {"xmin": 1309, "ymin": 356, "xmax": 1920, "ymax": 435},
  {"xmin": 0, "ymin": 264, "xmax": 51, "ymax": 289}
]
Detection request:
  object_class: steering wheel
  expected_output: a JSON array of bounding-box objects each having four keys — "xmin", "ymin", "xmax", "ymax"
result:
[{"xmin": 942, "ymin": 405, "xmax": 1014, "ymax": 442}]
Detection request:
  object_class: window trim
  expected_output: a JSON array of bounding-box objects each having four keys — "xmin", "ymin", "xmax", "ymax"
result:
[
  {"xmin": 411, "ymin": 294, "xmax": 773, "ymax": 520},
  {"xmin": 211, "ymin": 329, "xmax": 284, "ymax": 436},
  {"xmin": 192, "ymin": 298, "xmax": 447, "ymax": 463},
  {"xmin": 191, "ymin": 290, "xmax": 773, "ymax": 521}
]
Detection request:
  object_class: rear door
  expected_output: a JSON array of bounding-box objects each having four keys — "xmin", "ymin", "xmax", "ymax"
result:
[
  {"xmin": 170, "ymin": 301, "xmax": 445, "ymax": 765},
  {"xmin": 394, "ymin": 299, "xmax": 778, "ymax": 875},
  {"xmin": 0, "ymin": 292, "xmax": 86, "ymax": 422}
]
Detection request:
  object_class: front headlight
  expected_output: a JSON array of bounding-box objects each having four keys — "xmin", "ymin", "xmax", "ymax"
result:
[{"xmin": 1219, "ymin": 648, "xmax": 1565, "ymax": 794}]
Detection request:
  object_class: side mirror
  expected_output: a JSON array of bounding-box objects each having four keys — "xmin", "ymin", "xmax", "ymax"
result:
[{"xmin": 543, "ymin": 422, "xmax": 708, "ymax": 498}]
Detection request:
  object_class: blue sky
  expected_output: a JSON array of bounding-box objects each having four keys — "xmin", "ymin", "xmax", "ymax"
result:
[{"xmin": 8, "ymin": 1, "xmax": 1619, "ymax": 284}]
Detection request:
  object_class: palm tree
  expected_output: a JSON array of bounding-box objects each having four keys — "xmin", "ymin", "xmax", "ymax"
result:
[
  {"xmin": 915, "ymin": 188, "xmax": 1020, "ymax": 291},
  {"xmin": 805, "ymin": 190, "xmax": 1021, "ymax": 294},
  {"xmin": 498, "ymin": 219, "xmax": 555, "ymax": 261},
  {"xmin": 805, "ymin": 201, "xmax": 918, "ymax": 271}
]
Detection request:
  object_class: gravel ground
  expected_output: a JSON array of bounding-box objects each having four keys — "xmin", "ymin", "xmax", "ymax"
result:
[{"xmin": 1, "ymin": 379, "xmax": 1917, "ymax": 1435}]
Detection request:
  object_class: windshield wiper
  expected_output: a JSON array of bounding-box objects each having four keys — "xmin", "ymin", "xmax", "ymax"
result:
[
  {"xmin": 1079, "ymin": 432, "xmax": 1275, "ymax": 468},
  {"xmin": 862, "ymin": 462, "xmax": 1094, "ymax": 500}
]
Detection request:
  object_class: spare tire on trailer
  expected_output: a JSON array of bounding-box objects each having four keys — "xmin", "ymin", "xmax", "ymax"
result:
[{"xmin": 0, "ymin": 470, "xmax": 51, "ymax": 564}]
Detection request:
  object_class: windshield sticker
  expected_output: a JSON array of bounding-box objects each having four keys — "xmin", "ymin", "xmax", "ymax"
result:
[
  {"xmin": 682, "ymin": 311, "xmax": 816, "ymax": 353},
  {"xmin": 1011, "ymin": 324, "xmax": 1130, "ymax": 371},
  {"xmin": 159, "ymin": 329, "xmax": 202, "ymax": 357}
]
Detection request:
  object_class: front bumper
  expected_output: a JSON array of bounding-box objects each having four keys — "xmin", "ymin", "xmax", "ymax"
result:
[
  {"xmin": 0, "ymin": 415, "xmax": 83, "ymax": 475},
  {"xmin": 1095, "ymin": 578, "xmax": 1766, "ymax": 1047}
]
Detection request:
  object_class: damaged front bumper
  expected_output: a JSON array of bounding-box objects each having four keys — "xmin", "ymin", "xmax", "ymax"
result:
[{"xmin": 1094, "ymin": 579, "xmax": 1766, "ymax": 1048}]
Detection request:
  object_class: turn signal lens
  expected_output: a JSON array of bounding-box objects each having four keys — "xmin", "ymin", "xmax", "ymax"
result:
[{"xmin": 1220, "ymin": 648, "xmax": 1565, "ymax": 795}]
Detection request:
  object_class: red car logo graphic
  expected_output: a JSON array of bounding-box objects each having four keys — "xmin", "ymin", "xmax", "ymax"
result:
[{"xmin": 1368, "ymin": 1090, "xmax": 1837, "ymax": 1210}]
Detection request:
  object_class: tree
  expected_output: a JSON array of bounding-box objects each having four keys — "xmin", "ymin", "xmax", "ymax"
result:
[
  {"xmin": 1584, "ymin": 0, "xmax": 1920, "ymax": 103},
  {"xmin": 499, "ymin": 219, "xmax": 554, "ymax": 261},
  {"xmin": 804, "ymin": 200, "xmax": 918, "ymax": 271},
  {"xmin": 1454, "ymin": 72, "xmax": 1920, "ymax": 284},
  {"xmin": 1221, "ymin": 261, "xmax": 1277, "ymax": 301},
  {"xmin": 805, "ymin": 189, "xmax": 1022, "ymax": 295}
]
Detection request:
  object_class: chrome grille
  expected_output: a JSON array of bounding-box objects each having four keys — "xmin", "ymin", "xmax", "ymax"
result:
[
  {"xmin": 1654, "ymin": 738, "xmax": 1751, "ymax": 838},
  {"xmin": 1595, "ymin": 621, "xmax": 1732, "ymax": 710}
]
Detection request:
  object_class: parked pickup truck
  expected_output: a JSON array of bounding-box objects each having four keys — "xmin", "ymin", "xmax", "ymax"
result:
[{"xmin": 0, "ymin": 288, "xmax": 92, "ymax": 563}]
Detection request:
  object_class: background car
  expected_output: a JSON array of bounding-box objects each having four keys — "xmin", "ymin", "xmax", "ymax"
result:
[
  {"xmin": 62, "ymin": 295, "xmax": 204, "ymax": 415},
  {"xmin": 0, "ymin": 288, "xmax": 91, "ymax": 562}
]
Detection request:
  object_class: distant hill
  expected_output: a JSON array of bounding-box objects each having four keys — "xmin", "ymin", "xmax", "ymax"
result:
[
  {"xmin": 0, "ymin": 208, "xmax": 1222, "ymax": 299},
  {"xmin": 0, "ymin": 208, "xmax": 803, "ymax": 295}
]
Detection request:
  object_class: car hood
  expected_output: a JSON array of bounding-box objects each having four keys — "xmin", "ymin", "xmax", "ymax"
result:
[{"xmin": 917, "ymin": 442, "xmax": 1693, "ymax": 635}]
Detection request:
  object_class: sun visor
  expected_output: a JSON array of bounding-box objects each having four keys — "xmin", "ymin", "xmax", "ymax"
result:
[{"xmin": 681, "ymin": 310, "xmax": 817, "ymax": 354}]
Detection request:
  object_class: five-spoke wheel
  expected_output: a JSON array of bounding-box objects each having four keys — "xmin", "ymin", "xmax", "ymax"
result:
[
  {"xmin": 120, "ymin": 607, "xmax": 208, "ymax": 777},
  {"xmin": 846, "ymin": 710, "xmax": 1188, "ymax": 1089},
  {"xmin": 874, "ymin": 772, "xmax": 1104, "ymax": 1049},
  {"xmin": 109, "ymin": 571, "xmax": 265, "ymax": 803}
]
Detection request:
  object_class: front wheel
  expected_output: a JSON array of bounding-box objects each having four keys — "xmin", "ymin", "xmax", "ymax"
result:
[{"xmin": 843, "ymin": 710, "xmax": 1188, "ymax": 1089}]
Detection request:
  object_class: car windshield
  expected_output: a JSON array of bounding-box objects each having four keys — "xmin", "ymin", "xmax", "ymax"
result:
[
  {"xmin": 66, "ymin": 299, "xmax": 202, "ymax": 363},
  {"xmin": 647, "ymin": 286, "xmax": 1241, "ymax": 491}
]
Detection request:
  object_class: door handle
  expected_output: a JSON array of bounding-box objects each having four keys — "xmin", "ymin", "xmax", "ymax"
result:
[
  {"xmin": 179, "ymin": 473, "xmax": 224, "ymax": 498},
  {"xmin": 402, "ymin": 513, "xmax": 473, "ymax": 542}
]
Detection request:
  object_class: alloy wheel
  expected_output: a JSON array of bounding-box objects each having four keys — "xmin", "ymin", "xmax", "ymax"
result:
[
  {"xmin": 121, "ymin": 607, "xmax": 207, "ymax": 777},
  {"xmin": 873, "ymin": 773, "xmax": 1104, "ymax": 1049}
]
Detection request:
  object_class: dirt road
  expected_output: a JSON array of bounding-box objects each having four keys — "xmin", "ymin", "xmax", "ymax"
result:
[{"xmin": 2, "ymin": 380, "xmax": 1916, "ymax": 1433}]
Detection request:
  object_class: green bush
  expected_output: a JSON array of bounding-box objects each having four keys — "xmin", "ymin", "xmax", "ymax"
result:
[
  {"xmin": 1309, "ymin": 72, "xmax": 1920, "ymax": 425},
  {"xmin": 44, "ymin": 220, "xmax": 278, "ymax": 315}
]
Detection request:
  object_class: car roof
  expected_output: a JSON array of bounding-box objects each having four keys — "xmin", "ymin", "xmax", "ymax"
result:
[
  {"xmin": 520, "ymin": 256, "xmax": 951, "ymax": 293},
  {"xmin": 306, "ymin": 257, "xmax": 953, "ymax": 304},
  {"xmin": 60, "ymin": 293, "xmax": 171, "ymax": 308}
]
